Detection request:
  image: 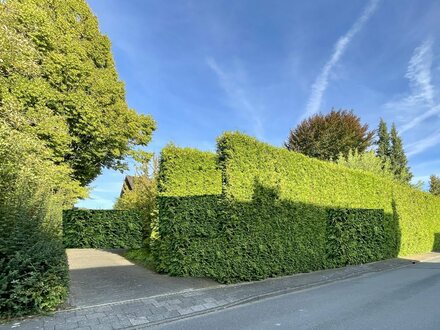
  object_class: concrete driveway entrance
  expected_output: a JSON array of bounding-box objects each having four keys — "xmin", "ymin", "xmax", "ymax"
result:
[{"xmin": 67, "ymin": 249, "xmax": 217, "ymax": 307}]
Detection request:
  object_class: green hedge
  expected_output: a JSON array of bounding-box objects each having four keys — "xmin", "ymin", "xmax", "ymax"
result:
[
  {"xmin": 155, "ymin": 132, "xmax": 440, "ymax": 283},
  {"xmin": 0, "ymin": 182, "xmax": 70, "ymax": 318},
  {"xmin": 0, "ymin": 124, "xmax": 82, "ymax": 318},
  {"xmin": 157, "ymin": 191, "xmax": 392, "ymax": 283},
  {"xmin": 156, "ymin": 195, "xmax": 225, "ymax": 276},
  {"xmin": 218, "ymin": 133, "xmax": 439, "ymax": 256},
  {"xmin": 63, "ymin": 210, "xmax": 143, "ymax": 248},
  {"xmin": 393, "ymin": 186, "xmax": 440, "ymax": 255},
  {"xmin": 326, "ymin": 208, "xmax": 387, "ymax": 267},
  {"xmin": 154, "ymin": 145, "xmax": 222, "ymax": 269}
]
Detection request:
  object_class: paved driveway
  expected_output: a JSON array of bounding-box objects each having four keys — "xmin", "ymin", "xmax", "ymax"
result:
[{"xmin": 67, "ymin": 249, "xmax": 217, "ymax": 307}]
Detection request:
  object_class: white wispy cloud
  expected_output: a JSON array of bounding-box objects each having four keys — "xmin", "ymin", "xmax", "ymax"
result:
[
  {"xmin": 404, "ymin": 39, "xmax": 435, "ymax": 107},
  {"xmin": 406, "ymin": 129, "xmax": 440, "ymax": 157},
  {"xmin": 206, "ymin": 57, "xmax": 264, "ymax": 138},
  {"xmin": 303, "ymin": 0, "xmax": 380, "ymax": 118},
  {"xmin": 384, "ymin": 39, "xmax": 440, "ymax": 158},
  {"xmin": 400, "ymin": 104, "xmax": 440, "ymax": 134},
  {"xmin": 386, "ymin": 39, "xmax": 438, "ymax": 133}
]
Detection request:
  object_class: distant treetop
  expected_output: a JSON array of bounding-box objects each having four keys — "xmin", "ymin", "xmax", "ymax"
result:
[{"xmin": 285, "ymin": 109, "xmax": 374, "ymax": 161}]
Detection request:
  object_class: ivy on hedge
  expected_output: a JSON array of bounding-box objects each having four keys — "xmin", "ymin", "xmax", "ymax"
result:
[
  {"xmin": 63, "ymin": 210, "xmax": 143, "ymax": 249},
  {"xmin": 155, "ymin": 132, "xmax": 440, "ymax": 283}
]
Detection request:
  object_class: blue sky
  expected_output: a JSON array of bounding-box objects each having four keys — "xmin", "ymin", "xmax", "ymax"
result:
[{"xmin": 77, "ymin": 0, "xmax": 440, "ymax": 209}]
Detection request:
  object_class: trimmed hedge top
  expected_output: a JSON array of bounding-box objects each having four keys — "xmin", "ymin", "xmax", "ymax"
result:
[
  {"xmin": 63, "ymin": 209, "xmax": 143, "ymax": 249},
  {"xmin": 218, "ymin": 132, "xmax": 394, "ymax": 209},
  {"xmin": 158, "ymin": 144, "xmax": 222, "ymax": 197}
]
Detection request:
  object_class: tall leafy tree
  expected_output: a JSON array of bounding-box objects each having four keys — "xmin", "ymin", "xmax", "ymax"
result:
[
  {"xmin": 337, "ymin": 149, "xmax": 393, "ymax": 179},
  {"xmin": 0, "ymin": 0, "xmax": 155, "ymax": 185},
  {"xmin": 0, "ymin": 112, "xmax": 87, "ymax": 317},
  {"xmin": 429, "ymin": 175, "xmax": 440, "ymax": 196},
  {"xmin": 114, "ymin": 156, "xmax": 159, "ymax": 242},
  {"xmin": 389, "ymin": 124, "xmax": 412, "ymax": 184},
  {"xmin": 285, "ymin": 109, "xmax": 374, "ymax": 161}
]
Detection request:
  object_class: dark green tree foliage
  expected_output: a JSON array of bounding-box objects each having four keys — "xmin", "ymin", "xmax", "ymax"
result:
[
  {"xmin": 63, "ymin": 210, "xmax": 144, "ymax": 248},
  {"xmin": 285, "ymin": 109, "xmax": 374, "ymax": 161},
  {"xmin": 155, "ymin": 133, "xmax": 440, "ymax": 283},
  {"xmin": 376, "ymin": 119, "xmax": 391, "ymax": 163},
  {"xmin": 0, "ymin": 0, "xmax": 155, "ymax": 185},
  {"xmin": 375, "ymin": 120, "xmax": 412, "ymax": 184},
  {"xmin": 390, "ymin": 124, "xmax": 412, "ymax": 184},
  {"xmin": 429, "ymin": 175, "xmax": 440, "ymax": 196}
]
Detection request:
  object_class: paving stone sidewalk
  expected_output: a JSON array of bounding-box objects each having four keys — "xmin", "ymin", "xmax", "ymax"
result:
[{"xmin": 2, "ymin": 253, "xmax": 437, "ymax": 330}]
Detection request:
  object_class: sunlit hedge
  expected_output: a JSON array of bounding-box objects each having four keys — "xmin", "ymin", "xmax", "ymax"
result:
[
  {"xmin": 219, "ymin": 133, "xmax": 440, "ymax": 257},
  {"xmin": 155, "ymin": 132, "xmax": 440, "ymax": 283},
  {"xmin": 158, "ymin": 144, "xmax": 222, "ymax": 197}
]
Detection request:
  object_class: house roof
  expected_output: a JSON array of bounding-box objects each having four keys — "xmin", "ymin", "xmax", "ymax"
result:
[{"xmin": 120, "ymin": 175, "xmax": 135, "ymax": 197}]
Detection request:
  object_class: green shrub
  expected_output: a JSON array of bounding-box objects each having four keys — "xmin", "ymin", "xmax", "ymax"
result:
[
  {"xmin": 155, "ymin": 132, "xmax": 440, "ymax": 283},
  {"xmin": 0, "ymin": 232, "xmax": 69, "ymax": 318},
  {"xmin": 63, "ymin": 209, "xmax": 144, "ymax": 249},
  {"xmin": 0, "ymin": 123, "xmax": 83, "ymax": 318},
  {"xmin": 0, "ymin": 197, "xmax": 69, "ymax": 319}
]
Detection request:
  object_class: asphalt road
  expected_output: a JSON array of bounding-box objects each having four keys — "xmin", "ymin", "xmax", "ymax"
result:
[{"xmin": 154, "ymin": 256, "xmax": 440, "ymax": 330}]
